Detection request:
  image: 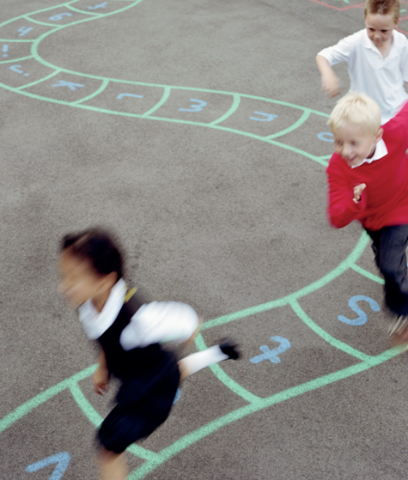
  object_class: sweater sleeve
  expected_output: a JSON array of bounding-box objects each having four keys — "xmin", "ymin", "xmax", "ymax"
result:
[
  {"xmin": 327, "ymin": 162, "xmax": 366, "ymax": 228},
  {"xmin": 388, "ymin": 100, "xmax": 408, "ymax": 144},
  {"xmin": 120, "ymin": 301, "xmax": 199, "ymax": 350}
]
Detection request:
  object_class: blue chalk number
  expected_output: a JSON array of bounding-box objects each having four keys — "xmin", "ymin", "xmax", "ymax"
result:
[
  {"xmin": 250, "ymin": 336, "xmax": 291, "ymax": 364},
  {"xmin": 179, "ymin": 99, "xmax": 207, "ymax": 112},
  {"xmin": 26, "ymin": 452, "xmax": 71, "ymax": 480},
  {"xmin": 338, "ymin": 295, "xmax": 380, "ymax": 326},
  {"xmin": 317, "ymin": 132, "xmax": 334, "ymax": 142}
]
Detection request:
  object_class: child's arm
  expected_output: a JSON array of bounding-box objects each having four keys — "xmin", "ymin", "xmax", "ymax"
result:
[
  {"xmin": 93, "ymin": 348, "xmax": 110, "ymax": 395},
  {"xmin": 316, "ymin": 55, "xmax": 341, "ymax": 98},
  {"xmin": 316, "ymin": 32, "xmax": 357, "ymax": 98},
  {"xmin": 327, "ymin": 163, "xmax": 367, "ymax": 228}
]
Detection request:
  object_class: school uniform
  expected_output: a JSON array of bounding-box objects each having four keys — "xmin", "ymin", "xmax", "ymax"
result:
[
  {"xmin": 78, "ymin": 279, "xmax": 198, "ymax": 453},
  {"xmin": 318, "ymin": 29, "xmax": 408, "ymax": 123},
  {"xmin": 327, "ymin": 101, "xmax": 408, "ymax": 315}
]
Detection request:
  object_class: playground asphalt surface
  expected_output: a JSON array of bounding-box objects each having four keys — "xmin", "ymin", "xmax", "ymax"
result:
[{"xmin": 2, "ymin": 0, "xmax": 408, "ymax": 478}]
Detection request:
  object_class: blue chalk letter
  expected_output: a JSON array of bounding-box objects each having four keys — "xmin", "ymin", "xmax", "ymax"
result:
[{"xmin": 52, "ymin": 80, "xmax": 85, "ymax": 91}]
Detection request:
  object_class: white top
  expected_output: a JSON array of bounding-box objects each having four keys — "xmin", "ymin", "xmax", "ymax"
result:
[
  {"xmin": 318, "ymin": 29, "xmax": 408, "ymax": 124},
  {"xmin": 351, "ymin": 138, "xmax": 388, "ymax": 168},
  {"xmin": 78, "ymin": 278, "xmax": 199, "ymax": 350}
]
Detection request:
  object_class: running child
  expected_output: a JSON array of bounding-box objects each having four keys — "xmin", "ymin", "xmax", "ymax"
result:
[
  {"xmin": 326, "ymin": 92, "xmax": 408, "ymax": 344},
  {"xmin": 316, "ymin": 0, "xmax": 408, "ymax": 123},
  {"xmin": 57, "ymin": 228, "xmax": 239, "ymax": 480}
]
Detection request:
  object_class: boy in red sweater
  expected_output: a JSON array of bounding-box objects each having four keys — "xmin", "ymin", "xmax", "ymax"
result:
[{"xmin": 327, "ymin": 92, "xmax": 408, "ymax": 343}]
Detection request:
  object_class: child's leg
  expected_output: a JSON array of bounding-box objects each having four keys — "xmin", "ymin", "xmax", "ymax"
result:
[
  {"xmin": 366, "ymin": 225, "xmax": 408, "ymax": 341},
  {"xmin": 367, "ymin": 225, "xmax": 408, "ymax": 314},
  {"xmin": 178, "ymin": 341, "xmax": 239, "ymax": 381},
  {"xmin": 97, "ymin": 447, "xmax": 128, "ymax": 480}
]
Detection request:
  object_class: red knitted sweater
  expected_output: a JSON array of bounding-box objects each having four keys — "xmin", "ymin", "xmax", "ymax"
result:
[{"xmin": 327, "ymin": 101, "xmax": 408, "ymax": 231}]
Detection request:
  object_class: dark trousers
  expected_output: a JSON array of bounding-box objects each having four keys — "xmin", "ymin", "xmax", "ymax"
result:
[{"xmin": 366, "ymin": 224, "xmax": 408, "ymax": 316}]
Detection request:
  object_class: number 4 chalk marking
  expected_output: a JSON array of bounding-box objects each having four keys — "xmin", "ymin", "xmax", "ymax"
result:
[{"xmin": 26, "ymin": 452, "xmax": 71, "ymax": 480}]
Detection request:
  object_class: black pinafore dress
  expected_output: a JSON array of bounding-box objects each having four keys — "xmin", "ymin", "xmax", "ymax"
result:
[{"xmin": 96, "ymin": 295, "xmax": 180, "ymax": 453}]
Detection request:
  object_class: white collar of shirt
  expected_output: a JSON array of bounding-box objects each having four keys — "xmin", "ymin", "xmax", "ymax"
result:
[
  {"xmin": 351, "ymin": 138, "xmax": 388, "ymax": 169},
  {"xmin": 362, "ymin": 30, "xmax": 397, "ymax": 58},
  {"xmin": 78, "ymin": 278, "xmax": 127, "ymax": 339}
]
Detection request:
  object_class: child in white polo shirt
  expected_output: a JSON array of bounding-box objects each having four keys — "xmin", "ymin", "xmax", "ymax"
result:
[{"xmin": 316, "ymin": 0, "xmax": 408, "ymax": 124}]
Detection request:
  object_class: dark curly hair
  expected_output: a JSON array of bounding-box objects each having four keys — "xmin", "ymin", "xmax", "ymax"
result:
[{"xmin": 61, "ymin": 228, "xmax": 124, "ymax": 280}]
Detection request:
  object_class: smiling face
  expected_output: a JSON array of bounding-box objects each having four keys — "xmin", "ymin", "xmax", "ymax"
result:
[
  {"xmin": 332, "ymin": 123, "xmax": 383, "ymax": 167},
  {"xmin": 365, "ymin": 12, "xmax": 396, "ymax": 49}
]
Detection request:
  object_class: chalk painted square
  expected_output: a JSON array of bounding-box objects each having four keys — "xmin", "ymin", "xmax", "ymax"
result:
[
  {"xmin": 0, "ymin": 58, "xmax": 55, "ymax": 89},
  {"xmin": 201, "ymin": 304, "xmax": 358, "ymax": 399},
  {"xmin": 81, "ymin": 81, "xmax": 165, "ymax": 116},
  {"xmin": 0, "ymin": 19, "xmax": 53, "ymax": 40},
  {"xmin": 298, "ymin": 269, "xmax": 388, "ymax": 357},
  {"xmin": 25, "ymin": 73, "xmax": 103, "ymax": 103},
  {"xmin": 217, "ymin": 96, "xmax": 302, "ymax": 138}
]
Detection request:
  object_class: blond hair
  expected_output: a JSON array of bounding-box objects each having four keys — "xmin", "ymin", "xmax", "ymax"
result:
[
  {"xmin": 328, "ymin": 92, "xmax": 381, "ymax": 135},
  {"xmin": 364, "ymin": 0, "xmax": 400, "ymax": 23}
]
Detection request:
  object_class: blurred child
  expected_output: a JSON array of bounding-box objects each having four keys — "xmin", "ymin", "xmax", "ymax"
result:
[
  {"xmin": 326, "ymin": 92, "xmax": 408, "ymax": 344},
  {"xmin": 58, "ymin": 228, "xmax": 239, "ymax": 480},
  {"xmin": 316, "ymin": 0, "xmax": 408, "ymax": 123}
]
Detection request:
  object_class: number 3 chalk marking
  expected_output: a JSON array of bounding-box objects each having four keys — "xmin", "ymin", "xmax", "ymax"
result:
[{"xmin": 179, "ymin": 99, "xmax": 207, "ymax": 112}]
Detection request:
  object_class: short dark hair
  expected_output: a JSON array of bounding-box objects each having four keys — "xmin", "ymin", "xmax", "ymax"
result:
[
  {"xmin": 61, "ymin": 228, "xmax": 124, "ymax": 279},
  {"xmin": 365, "ymin": 0, "xmax": 400, "ymax": 22}
]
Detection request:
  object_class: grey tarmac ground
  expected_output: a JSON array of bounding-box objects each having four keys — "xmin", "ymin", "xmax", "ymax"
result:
[{"xmin": 2, "ymin": 0, "xmax": 408, "ymax": 479}]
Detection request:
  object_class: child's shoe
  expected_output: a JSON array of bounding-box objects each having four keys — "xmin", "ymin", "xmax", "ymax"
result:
[
  {"xmin": 388, "ymin": 315, "xmax": 408, "ymax": 349},
  {"xmin": 220, "ymin": 340, "xmax": 240, "ymax": 360}
]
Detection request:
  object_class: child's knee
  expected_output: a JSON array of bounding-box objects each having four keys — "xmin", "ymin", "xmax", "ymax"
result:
[
  {"xmin": 99, "ymin": 446, "xmax": 122, "ymax": 463},
  {"xmin": 178, "ymin": 360, "xmax": 189, "ymax": 381}
]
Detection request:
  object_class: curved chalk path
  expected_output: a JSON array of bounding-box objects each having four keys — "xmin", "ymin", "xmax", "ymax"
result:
[{"xmin": 0, "ymin": 2, "xmax": 399, "ymax": 479}]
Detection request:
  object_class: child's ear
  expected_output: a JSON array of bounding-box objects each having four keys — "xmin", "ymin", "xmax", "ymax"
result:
[
  {"xmin": 106, "ymin": 271, "xmax": 118, "ymax": 289},
  {"xmin": 99, "ymin": 272, "xmax": 118, "ymax": 293},
  {"xmin": 375, "ymin": 127, "xmax": 384, "ymax": 144}
]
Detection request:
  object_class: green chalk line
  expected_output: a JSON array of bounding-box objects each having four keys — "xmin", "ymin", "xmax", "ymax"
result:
[
  {"xmin": 65, "ymin": 4, "xmax": 104, "ymax": 16},
  {"xmin": 351, "ymin": 264, "xmax": 385, "ymax": 285},
  {"xmin": 0, "ymin": 364, "xmax": 97, "ymax": 434},
  {"xmin": 0, "ymin": 3, "xmax": 393, "ymax": 479},
  {"xmin": 23, "ymin": 16, "xmax": 64, "ymax": 28},
  {"xmin": 16, "ymin": 69, "xmax": 61, "ymax": 90},
  {"xmin": 265, "ymin": 109, "xmax": 311, "ymax": 140},
  {"xmin": 69, "ymin": 383, "xmax": 157, "ymax": 461},
  {"xmin": 202, "ymin": 231, "xmax": 370, "ymax": 330},
  {"xmin": 73, "ymin": 78, "xmax": 109, "ymax": 104},
  {"xmin": 128, "ymin": 345, "xmax": 401, "ymax": 480},
  {"xmin": 142, "ymin": 86, "xmax": 171, "ymax": 117},
  {"xmin": 0, "ymin": 0, "xmax": 331, "ymax": 162},
  {"xmin": 209, "ymin": 93, "xmax": 241, "ymax": 126},
  {"xmin": 0, "ymin": 55, "xmax": 33, "ymax": 65},
  {"xmin": 290, "ymin": 299, "xmax": 373, "ymax": 362},
  {"xmin": 195, "ymin": 334, "xmax": 260, "ymax": 403}
]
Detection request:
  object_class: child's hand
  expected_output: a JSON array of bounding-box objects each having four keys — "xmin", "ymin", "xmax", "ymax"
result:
[
  {"xmin": 353, "ymin": 184, "xmax": 366, "ymax": 204},
  {"xmin": 321, "ymin": 72, "xmax": 341, "ymax": 98},
  {"xmin": 93, "ymin": 366, "xmax": 110, "ymax": 395}
]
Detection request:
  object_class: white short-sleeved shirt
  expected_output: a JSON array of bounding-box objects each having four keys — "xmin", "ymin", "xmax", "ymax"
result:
[
  {"xmin": 318, "ymin": 29, "xmax": 408, "ymax": 124},
  {"xmin": 78, "ymin": 278, "xmax": 199, "ymax": 350}
]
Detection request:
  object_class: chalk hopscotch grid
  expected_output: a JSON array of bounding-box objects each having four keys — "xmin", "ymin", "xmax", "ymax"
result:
[{"xmin": 0, "ymin": 0, "xmax": 399, "ymax": 478}]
